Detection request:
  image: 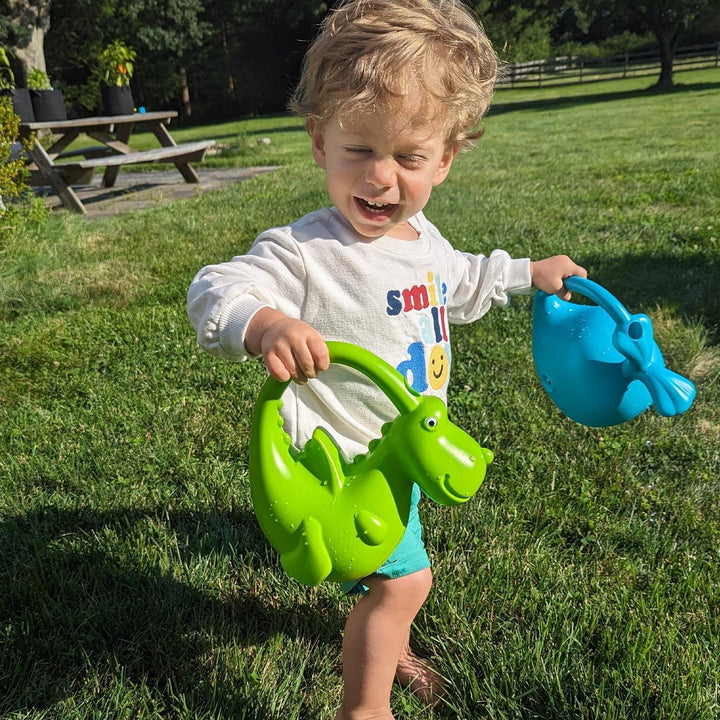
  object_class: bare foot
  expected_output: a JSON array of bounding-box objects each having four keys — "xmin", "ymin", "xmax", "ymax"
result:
[{"xmin": 395, "ymin": 648, "xmax": 445, "ymax": 707}]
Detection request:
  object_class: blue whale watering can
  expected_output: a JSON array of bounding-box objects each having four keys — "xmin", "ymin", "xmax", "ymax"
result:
[{"xmin": 532, "ymin": 276, "xmax": 695, "ymax": 427}]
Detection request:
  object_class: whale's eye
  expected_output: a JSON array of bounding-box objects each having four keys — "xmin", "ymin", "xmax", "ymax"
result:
[{"xmin": 423, "ymin": 416, "xmax": 438, "ymax": 431}]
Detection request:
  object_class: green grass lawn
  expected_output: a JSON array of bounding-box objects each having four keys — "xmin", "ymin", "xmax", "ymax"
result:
[{"xmin": 1, "ymin": 68, "xmax": 719, "ymax": 719}]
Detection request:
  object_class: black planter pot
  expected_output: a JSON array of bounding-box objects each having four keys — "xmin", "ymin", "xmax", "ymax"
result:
[
  {"xmin": 1, "ymin": 88, "xmax": 35, "ymax": 122},
  {"xmin": 30, "ymin": 88, "xmax": 67, "ymax": 121},
  {"xmin": 101, "ymin": 85, "xmax": 134, "ymax": 116}
]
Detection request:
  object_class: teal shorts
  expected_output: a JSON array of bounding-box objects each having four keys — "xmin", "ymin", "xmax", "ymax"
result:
[{"xmin": 342, "ymin": 483, "xmax": 430, "ymax": 595}]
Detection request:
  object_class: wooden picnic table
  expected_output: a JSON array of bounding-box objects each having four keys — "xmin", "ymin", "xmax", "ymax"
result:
[{"xmin": 19, "ymin": 110, "xmax": 215, "ymax": 215}]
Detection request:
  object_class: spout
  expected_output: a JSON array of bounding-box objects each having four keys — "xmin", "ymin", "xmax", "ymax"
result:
[
  {"xmin": 630, "ymin": 364, "xmax": 696, "ymax": 418},
  {"xmin": 611, "ymin": 313, "xmax": 695, "ymax": 418}
]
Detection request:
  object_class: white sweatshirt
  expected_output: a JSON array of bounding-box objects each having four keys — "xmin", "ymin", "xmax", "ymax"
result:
[{"xmin": 187, "ymin": 206, "xmax": 531, "ymax": 458}]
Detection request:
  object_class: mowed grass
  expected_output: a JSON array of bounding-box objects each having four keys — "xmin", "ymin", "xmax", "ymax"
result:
[{"xmin": 1, "ymin": 68, "xmax": 719, "ymax": 719}]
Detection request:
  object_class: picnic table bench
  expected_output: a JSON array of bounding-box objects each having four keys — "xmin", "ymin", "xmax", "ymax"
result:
[{"xmin": 19, "ymin": 111, "xmax": 215, "ymax": 215}]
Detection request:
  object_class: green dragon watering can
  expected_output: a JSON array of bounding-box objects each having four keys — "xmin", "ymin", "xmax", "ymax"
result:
[{"xmin": 249, "ymin": 341, "xmax": 493, "ymax": 585}]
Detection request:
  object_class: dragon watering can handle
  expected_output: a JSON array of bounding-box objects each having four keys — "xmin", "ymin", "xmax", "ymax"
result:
[
  {"xmin": 256, "ymin": 341, "xmax": 421, "ymax": 414},
  {"xmin": 324, "ymin": 341, "xmax": 420, "ymax": 414},
  {"xmin": 560, "ymin": 276, "xmax": 696, "ymax": 419}
]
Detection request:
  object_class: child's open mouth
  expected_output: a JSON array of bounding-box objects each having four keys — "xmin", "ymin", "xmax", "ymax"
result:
[{"xmin": 356, "ymin": 197, "xmax": 397, "ymax": 216}]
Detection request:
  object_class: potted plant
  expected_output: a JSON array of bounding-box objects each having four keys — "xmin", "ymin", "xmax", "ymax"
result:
[
  {"xmin": 27, "ymin": 67, "xmax": 67, "ymax": 121},
  {"xmin": 98, "ymin": 40, "xmax": 136, "ymax": 115},
  {"xmin": 0, "ymin": 48, "xmax": 34, "ymax": 123}
]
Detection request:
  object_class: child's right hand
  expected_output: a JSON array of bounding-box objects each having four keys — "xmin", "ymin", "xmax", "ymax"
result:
[{"xmin": 245, "ymin": 307, "xmax": 330, "ymax": 384}]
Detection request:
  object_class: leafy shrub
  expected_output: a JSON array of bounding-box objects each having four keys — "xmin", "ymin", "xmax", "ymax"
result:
[
  {"xmin": 26, "ymin": 67, "xmax": 52, "ymax": 90},
  {"xmin": 555, "ymin": 32, "xmax": 656, "ymax": 63},
  {"xmin": 0, "ymin": 96, "xmax": 46, "ymax": 236},
  {"xmin": 0, "ymin": 47, "xmax": 15, "ymax": 90}
]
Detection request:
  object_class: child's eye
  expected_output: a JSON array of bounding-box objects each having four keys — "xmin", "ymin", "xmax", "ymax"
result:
[
  {"xmin": 399, "ymin": 155, "xmax": 424, "ymax": 167},
  {"xmin": 346, "ymin": 146, "xmax": 370, "ymax": 155}
]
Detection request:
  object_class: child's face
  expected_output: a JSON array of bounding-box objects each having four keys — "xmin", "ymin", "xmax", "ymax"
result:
[{"xmin": 309, "ymin": 108, "xmax": 456, "ymax": 240}]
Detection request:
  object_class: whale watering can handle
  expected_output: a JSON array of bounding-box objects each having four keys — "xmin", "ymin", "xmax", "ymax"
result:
[
  {"xmin": 560, "ymin": 275, "xmax": 696, "ymax": 418},
  {"xmin": 563, "ymin": 275, "xmax": 633, "ymax": 325}
]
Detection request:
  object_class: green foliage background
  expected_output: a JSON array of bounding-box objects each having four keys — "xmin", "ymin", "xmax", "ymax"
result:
[{"xmin": 0, "ymin": 0, "xmax": 716, "ymax": 120}]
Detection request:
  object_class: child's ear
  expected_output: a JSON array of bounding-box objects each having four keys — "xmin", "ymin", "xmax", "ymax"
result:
[
  {"xmin": 432, "ymin": 146, "xmax": 458, "ymax": 187},
  {"xmin": 308, "ymin": 119, "xmax": 327, "ymax": 170}
]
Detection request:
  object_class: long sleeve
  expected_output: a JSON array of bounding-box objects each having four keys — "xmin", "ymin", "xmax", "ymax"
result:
[
  {"xmin": 445, "ymin": 247, "xmax": 532, "ymax": 325},
  {"xmin": 187, "ymin": 228, "xmax": 309, "ymax": 360}
]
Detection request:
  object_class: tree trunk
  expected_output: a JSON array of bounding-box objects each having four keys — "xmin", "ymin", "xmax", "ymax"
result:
[
  {"xmin": 12, "ymin": 25, "xmax": 46, "ymax": 84},
  {"xmin": 7, "ymin": 0, "xmax": 51, "ymax": 85},
  {"xmin": 654, "ymin": 31, "xmax": 675, "ymax": 88},
  {"xmin": 179, "ymin": 66, "xmax": 191, "ymax": 119}
]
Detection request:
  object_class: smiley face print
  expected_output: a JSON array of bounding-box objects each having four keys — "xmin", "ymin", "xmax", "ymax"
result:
[{"xmin": 428, "ymin": 344, "xmax": 449, "ymax": 390}]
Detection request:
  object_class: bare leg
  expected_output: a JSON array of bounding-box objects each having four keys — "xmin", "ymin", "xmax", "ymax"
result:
[{"xmin": 335, "ymin": 568, "xmax": 433, "ymax": 720}]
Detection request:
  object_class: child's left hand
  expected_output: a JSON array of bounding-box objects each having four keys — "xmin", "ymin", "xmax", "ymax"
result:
[{"xmin": 531, "ymin": 255, "xmax": 587, "ymax": 301}]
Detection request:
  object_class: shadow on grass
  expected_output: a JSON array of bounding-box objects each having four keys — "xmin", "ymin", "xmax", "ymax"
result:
[
  {"xmin": 490, "ymin": 81, "xmax": 720, "ymax": 116},
  {"xmin": 568, "ymin": 251, "xmax": 720, "ymax": 342},
  {"xmin": 0, "ymin": 505, "xmax": 345, "ymax": 714}
]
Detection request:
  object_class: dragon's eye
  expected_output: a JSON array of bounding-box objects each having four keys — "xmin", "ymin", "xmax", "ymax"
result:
[{"xmin": 423, "ymin": 417, "xmax": 438, "ymax": 430}]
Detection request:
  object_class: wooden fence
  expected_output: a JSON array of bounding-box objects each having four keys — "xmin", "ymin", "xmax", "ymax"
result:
[{"xmin": 498, "ymin": 42, "xmax": 720, "ymax": 89}]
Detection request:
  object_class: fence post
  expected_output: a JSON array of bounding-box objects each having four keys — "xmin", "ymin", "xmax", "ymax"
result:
[
  {"xmin": 623, "ymin": 52, "xmax": 629, "ymax": 78},
  {"xmin": 716, "ymin": 41, "xmax": 719, "ymax": 68}
]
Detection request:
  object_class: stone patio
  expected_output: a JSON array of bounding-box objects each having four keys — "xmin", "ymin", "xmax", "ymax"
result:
[{"xmin": 35, "ymin": 166, "xmax": 280, "ymax": 219}]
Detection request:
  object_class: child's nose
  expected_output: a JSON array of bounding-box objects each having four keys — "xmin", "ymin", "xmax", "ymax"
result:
[{"xmin": 365, "ymin": 157, "xmax": 396, "ymax": 187}]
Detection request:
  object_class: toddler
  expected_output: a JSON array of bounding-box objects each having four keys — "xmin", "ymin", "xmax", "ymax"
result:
[{"xmin": 188, "ymin": 1, "xmax": 586, "ymax": 717}]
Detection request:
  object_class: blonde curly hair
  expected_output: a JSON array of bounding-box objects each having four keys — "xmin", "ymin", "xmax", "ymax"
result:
[{"xmin": 290, "ymin": 0, "xmax": 498, "ymax": 152}]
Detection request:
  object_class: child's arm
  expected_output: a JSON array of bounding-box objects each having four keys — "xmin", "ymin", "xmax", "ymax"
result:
[
  {"xmin": 531, "ymin": 255, "xmax": 587, "ymax": 301},
  {"xmin": 245, "ymin": 307, "xmax": 330, "ymax": 384}
]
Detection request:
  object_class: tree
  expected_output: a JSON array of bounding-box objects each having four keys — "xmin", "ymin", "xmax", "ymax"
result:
[
  {"xmin": 185, "ymin": 0, "xmax": 328, "ymax": 121},
  {"xmin": 0, "ymin": 0, "xmax": 51, "ymax": 85},
  {"xmin": 470, "ymin": 1, "xmax": 558, "ymax": 62},
  {"xmin": 630, "ymin": 0, "xmax": 712, "ymax": 87},
  {"xmin": 42, "ymin": 0, "xmax": 329, "ymax": 120},
  {"xmin": 119, "ymin": 0, "xmax": 211, "ymax": 115},
  {"xmin": 571, "ymin": 0, "xmax": 714, "ymax": 87},
  {"xmin": 475, "ymin": 0, "xmax": 714, "ymax": 87}
]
